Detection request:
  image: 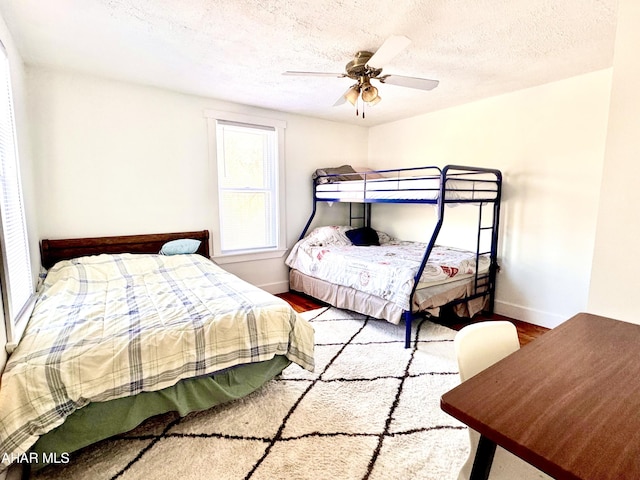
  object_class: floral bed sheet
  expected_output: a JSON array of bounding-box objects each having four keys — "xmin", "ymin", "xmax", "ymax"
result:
[{"xmin": 286, "ymin": 228, "xmax": 489, "ymax": 311}]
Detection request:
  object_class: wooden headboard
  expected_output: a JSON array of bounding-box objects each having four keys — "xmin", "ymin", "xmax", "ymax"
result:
[{"xmin": 40, "ymin": 230, "xmax": 210, "ymax": 269}]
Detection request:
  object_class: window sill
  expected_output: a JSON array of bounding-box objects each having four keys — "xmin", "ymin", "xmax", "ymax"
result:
[{"xmin": 212, "ymin": 248, "xmax": 288, "ymax": 265}]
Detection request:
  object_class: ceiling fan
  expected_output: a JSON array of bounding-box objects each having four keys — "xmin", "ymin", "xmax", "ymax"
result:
[{"xmin": 283, "ymin": 35, "xmax": 439, "ymax": 117}]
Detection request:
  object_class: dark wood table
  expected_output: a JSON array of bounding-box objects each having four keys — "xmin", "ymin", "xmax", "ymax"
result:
[{"xmin": 441, "ymin": 312, "xmax": 640, "ymax": 480}]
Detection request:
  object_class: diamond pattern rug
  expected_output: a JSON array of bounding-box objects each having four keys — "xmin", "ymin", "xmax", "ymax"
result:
[{"xmin": 32, "ymin": 308, "xmax": 469, "ymax": 480}]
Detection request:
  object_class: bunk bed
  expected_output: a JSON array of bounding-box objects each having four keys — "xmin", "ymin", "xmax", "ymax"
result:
[
  {"xmin": 0, "ymin": 231, "xmax": 315, "ymax": 473},
  {"xmin": 287, "ymin": 165, "xmax": 502, "ymax": 348}
]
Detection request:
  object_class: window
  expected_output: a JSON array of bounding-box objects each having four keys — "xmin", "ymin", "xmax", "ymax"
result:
[
  {"xmin": 0, "ymin": 41, "xmax": 34, "ymax": 352},
  {"xmin": 205, "ymin": 110, "xmax": 286, "ymax": 262},
  {"xmin": 217, "ymin": 122, "xmax": 277, "ymax": 253}
]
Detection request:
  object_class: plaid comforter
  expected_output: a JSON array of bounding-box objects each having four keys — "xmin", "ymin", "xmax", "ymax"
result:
[{"xmin": 0, "ymin": 254, "xmax": 314, "ymax": 469}]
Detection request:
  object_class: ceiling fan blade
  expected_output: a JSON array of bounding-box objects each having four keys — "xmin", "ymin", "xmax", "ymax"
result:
[
  {"xmin": 283, "ymin": 71, "xmax": 346, "ymax": 78},
  {"xmin": 378, "ymin": 74, "xmax": 439, "ymax": 91},
  {"xmin": 367, "ymin": 35, "xmax": 412, "ymax": 68},
  {"xmin": 333, "ymin": 86, "xmax": 354, "ymax": 106},
  {"xmin": 333, "ymin": 95, "xmax": 347, "ymax": 107}
]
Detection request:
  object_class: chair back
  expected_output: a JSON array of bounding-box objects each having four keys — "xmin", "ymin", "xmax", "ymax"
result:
[
  {"xmin": 454, "ymin": 322, "xmax": 553, "ymax": 479},
  {"xmin": 455, "ymin": 321, "xmax": 520, "ymax": 382}
]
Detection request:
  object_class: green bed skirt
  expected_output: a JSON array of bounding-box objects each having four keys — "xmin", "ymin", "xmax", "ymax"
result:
[{"xmin": 31, "ymin": 355, "xmax": 291, "ymax": 469}]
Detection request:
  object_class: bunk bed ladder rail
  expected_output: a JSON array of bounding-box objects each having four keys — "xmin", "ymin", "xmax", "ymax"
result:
[
  {"xmin": 403, "ymin": 166, "xmax": 445, "ymax": 348},
  {"xmin": 403, "ymin": 165, "xmax": 502, "ymax": 349},
  {"xmin": 298, "ymin": 179, "xmax": 320, "ymax": 240},
  {"xmin": 463, "ymin": 169, "xmax": 502, "ymax": 313},
  {"xmin": 349, "ymin": 203, "xmax": 371, "ymax": 227},
  {"xmin": 487, "ymin": 177, "xmax": 502, "ymax": 312},
  {"xmin": 473, "ymin": 203, "xmax": 493, "ymax": 301},
  {"xmin": 472, "ymin": 170, "xmax": 502, "ymax": 313}
]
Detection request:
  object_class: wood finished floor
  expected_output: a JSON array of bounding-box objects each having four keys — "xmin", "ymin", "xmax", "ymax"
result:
[{"xmin": 277, "ymin": 291, "xmax": 549, "ymax": 347}]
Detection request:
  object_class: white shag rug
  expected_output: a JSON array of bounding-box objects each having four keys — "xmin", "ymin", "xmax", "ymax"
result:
[{"xmin": 32, "ymin": 308, "xmax": 469, "ymax": 480}]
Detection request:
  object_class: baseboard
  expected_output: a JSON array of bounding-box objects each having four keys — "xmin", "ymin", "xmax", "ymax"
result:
[
  {"xmin": 257, "ymin": 280, "xmax": 289, "ymax": 295},
  {"xmin": 494, "ymin": 300, "xmax": 566, "ymax": 329}
]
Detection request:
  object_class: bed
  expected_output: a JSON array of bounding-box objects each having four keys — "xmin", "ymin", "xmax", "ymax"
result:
[
  {"xmin": 0, "ymin": 230, "xmax": 315, "ymax": 472},
  {"xmin": 293, "ymin": 165, "xmax": 502, "ymax": 347}
]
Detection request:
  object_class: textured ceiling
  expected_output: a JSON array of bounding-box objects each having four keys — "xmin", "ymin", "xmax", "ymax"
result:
[{"xmin": 0, "ymin": 0, "xmax": 618, "ymax": 126}]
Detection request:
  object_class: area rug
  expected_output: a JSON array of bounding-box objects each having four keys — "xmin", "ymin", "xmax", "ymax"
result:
[{"xmin": 31, "ymin": 308, "xmax": 469, "ymax": 480}]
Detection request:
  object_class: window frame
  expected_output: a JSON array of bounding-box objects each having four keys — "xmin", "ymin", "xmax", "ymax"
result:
[
  {"xmin": 0, "ymin": 40, "xmax": 36, "ymax": 353},
  {"xmin": 205, "ymin": 110, "xmax": 287, "ymax": 264}
]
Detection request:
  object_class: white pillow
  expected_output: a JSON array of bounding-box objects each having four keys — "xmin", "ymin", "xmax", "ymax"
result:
[{"xmin": 304, "ymin": 226, "xmax": 353, "ymax": 246}]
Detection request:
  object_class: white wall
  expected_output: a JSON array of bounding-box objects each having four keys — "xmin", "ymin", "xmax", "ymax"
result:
[
  {"xmin": 27, "ymin": 67, "xmax": 369, "ymax": 292},
  {"xmin": 588, "ymin": 0, "xmax": 640, "ymax": 322},
  {"xmin": 369, "ymin": 70, "xmax": 612, "ymax": 328}
]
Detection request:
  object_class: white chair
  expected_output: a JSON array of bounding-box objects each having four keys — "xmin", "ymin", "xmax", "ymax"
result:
[{"xmin": 454, "ymin": 321, "xmax": 552, "ymax": 480}]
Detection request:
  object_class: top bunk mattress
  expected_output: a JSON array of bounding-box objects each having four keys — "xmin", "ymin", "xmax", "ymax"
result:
[{"xmin": 315, "ymin": 170, "xmax": 500, "ymax": 203}]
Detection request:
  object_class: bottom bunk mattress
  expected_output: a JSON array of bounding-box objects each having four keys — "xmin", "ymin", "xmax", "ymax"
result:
[
  {"xmin": 0, "ymin": 253, "xmax": 315, "ymax": 471},
  {"xmin": 286, "ymin": 225, "xmax": 491, "ymax": 322},
  {"xmin": 290, "ymin": 269, "xmax": 487, "ymax": 324}
]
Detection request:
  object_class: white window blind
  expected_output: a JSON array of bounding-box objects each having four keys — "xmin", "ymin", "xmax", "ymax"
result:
[
  {"xmin": 0, "ymin": 42, "xmax": 34, "ymax": 349},
  {"xmin": 216, "ymin": 121, "xmax": 278, "ymax": 254}
]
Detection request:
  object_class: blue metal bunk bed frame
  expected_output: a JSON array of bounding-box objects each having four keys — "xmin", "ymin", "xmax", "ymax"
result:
[{"xmin": 296, "ymin": 164, "xmax": 503, "ymax": 348}]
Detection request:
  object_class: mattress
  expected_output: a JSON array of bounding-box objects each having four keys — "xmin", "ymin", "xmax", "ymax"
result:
[
  {"xmin": 289, "ymin": 269, "xmax": 488, "ymax": 324},
  {"xmin": 286, "ymin": 235, "xmax": 490, "ymax": 312},
  {"xmin": 315, "ymin": 176, "xmax": 499, "ymax": 202}
]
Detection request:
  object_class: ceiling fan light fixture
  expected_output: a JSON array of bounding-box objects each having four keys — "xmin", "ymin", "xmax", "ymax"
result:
[
  {"xmin": 361, "ymin": 84, "xmax": 379, "ymax": 103},
  {"xmin": 368, "ymin": 95, "xmax": 382, "ymax": 106},
  {"xmin": 344, "ymin": 85, "xmax": 360, "ymax": 105}
]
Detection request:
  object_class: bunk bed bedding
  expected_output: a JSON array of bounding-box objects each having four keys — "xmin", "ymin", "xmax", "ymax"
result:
[
  {"xmin": 286, "ymin": 225, "xmax": 490, "ymax": 322},
  {"xmin": 315, "ymin": 176, "xmax": 499, "ymax": 202},
  {"xmin": 0, "ymin": 251, "xmax": 315, "ymax": 470}
]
